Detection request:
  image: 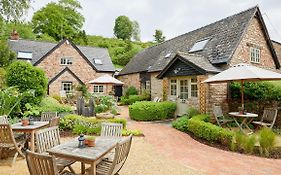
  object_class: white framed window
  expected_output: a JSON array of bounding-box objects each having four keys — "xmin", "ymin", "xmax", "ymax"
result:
[
  {"xmin": 61, "ymin": 82, "xmax": 72, "ymax": 94},
  {"xmin": 179, "ymin": 80, "xmax": 188, "ymax": 100},
  {"xmin": 60, "ymin": 57, "xmax": 73, "ymax": 65},
  {"xmin": 170, "ymin": 79, "xmax": 177, "ymax": 96},
  {"xmin": 145, "ymin": 80, "xmax": 151, "ymax": 91},
  {"xmin": 191, "ymin": 78, "xmax": 198, "ymax": 97},
  {"xmin": 250, "ymin": 47, "xmax": 260, "ymax": 63},
  {"xmin": 94, "ymin": 58, "xmax": 103, "ymax": 65},
  {"xmin": 18, "ymin": 51, "xmax": 33, "ymax": 59},
  {"xmin": 93, "ymin": 85, "xmax": 104, "ymax": 93},
  {"xmin": 189, "ymin": 39, "xmax": 210, "ymax": 53}
]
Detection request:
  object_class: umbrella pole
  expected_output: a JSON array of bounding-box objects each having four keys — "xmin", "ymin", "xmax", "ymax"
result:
[{"xmin": 241, "ymin": 80, "xmax": 244, "ymax": 109}]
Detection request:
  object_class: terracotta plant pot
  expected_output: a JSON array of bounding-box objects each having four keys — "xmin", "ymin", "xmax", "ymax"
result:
[
  {"xmin": 22, "ymin": 119, "xmax": 29, "ymax": 126},
  {"xmin": 87, "ymin": 139, "xmax": 95, "ymax": 147},
  {"xmin": 84, "ymin": 139, "xmax": 88, "ymax": 145}
]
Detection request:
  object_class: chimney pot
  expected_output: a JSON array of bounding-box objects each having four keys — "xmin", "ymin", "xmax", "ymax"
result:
[{"xmin": 10, "ymin": 29, "xmax": 19, "ymax": 40}]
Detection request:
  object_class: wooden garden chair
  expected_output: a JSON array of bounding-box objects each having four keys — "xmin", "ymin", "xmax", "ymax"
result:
[
  {"xmin": 86, "ymin": 135, "xmax": 133, "ymax": 175},
  {"xmin": 35, "ymin": 126, "xmax": 76, "ymax": 174},
  {"xmin": 252, "ymin": 108, "xmax": 278, "ymax": 129},
  {"xmin": 213, "ymin": 105, "xmax": 234, "ymax": 127},
  {"xmin": 101, "ymin": 123, "xmax": 123, "ymax": 137},
  {"xmin": 26, "ymin": 150, "xmax": 76, "ymax": 175},
  {"xmin": 0, "ymin": 115, "xmax": 9, "ymax": 124},
  {"xmin": 41, "ymin": 112, "xmax": 58, "ymax": 121},
  {"xmin": 49, "ymin": 117, "xmax": 60, "ymax": 127},
  {"xmin": 0, "ymin": 124, "xmax": 26, "ymax": 166}
]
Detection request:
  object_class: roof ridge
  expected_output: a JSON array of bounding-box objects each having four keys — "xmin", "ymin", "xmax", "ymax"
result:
[
  {"xmin": 10, "ymin": 38, "xmax": 57, "ymax": 44},
  {"xmin": 148, "ymin": 5, "xmax": 258, "ymax": 50}
]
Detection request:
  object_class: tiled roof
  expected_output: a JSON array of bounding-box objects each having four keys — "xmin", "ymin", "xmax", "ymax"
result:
[
  {"xmin": 8, "ymin": 39, "xmax": 115, "ymax": 72},
  {"xmin": 119, "ymin": 6, "xmax": 259, "ymax": 75}
]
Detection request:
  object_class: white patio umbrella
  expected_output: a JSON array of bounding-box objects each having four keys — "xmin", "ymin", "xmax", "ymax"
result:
[
  {"xmin": 89, "ymin": 74, "xmax": 124, "ymax": 85},
  {"xmin": 203, "ymin": 63, "xmax": 281, "ymax": 108}
]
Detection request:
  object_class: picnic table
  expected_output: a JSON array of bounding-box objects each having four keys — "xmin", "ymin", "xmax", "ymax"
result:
[
  {"xmin": 47, "ymin": 137, "xmax": 124, "ymax": 175},
  {"xmin": 229, "ymin": 112, "xmax": 258, "ymax": 134},
  {"xmin": 11, "ymin": 121, "xmax": 49, "ymax": 152}
]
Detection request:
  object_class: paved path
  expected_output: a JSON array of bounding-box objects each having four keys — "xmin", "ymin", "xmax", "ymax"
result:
[{"xmin": 119, "ymin": 106, "xmax": 281, "ymax": 175}]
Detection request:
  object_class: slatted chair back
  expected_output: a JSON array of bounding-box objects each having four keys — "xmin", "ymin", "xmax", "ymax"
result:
[
  {"xmin": 261, "ymin": 108, "xmax": 278, "ymax": 128},
  {"xmin": 0, "ymin": 115, "xmax": 9, "ymax": 124},
  {"xmin": 0, "ymin": 124, "xmax": 15, "ymax": 145},
  {"xmin": 41, "ymin": 112, "xmax": 58, "ymax": 121},
  {"xmin": 153, "ymin": 97, "xmax": 159, "ymax": 102},
  {"xmin": 35, "ymin": 126, "xmax": 60, "ymax": 153},
  {"xmin": 213, "ymin": 105, "xmax": 224, "ymax": 126},
  {"xmin": 49, "ymin": 117, "xmax": 60, "ymax": 127},
  {"xmin": 109, "ymin": 135, "xmax": 132, "ymax": 175},
  {"xmin": 26, "ymin": 150, "xmax": 58, "ymax": 175},
  {"xmin": 101, "ymin": 123, "xmax": 123, "ymax": 137}
]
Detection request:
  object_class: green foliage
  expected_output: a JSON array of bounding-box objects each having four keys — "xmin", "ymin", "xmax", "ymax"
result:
[
  {"xmin": 122, "ymin": 129, "xmax": 143, "ymax": 136},
  {"xmin": 186, "ymin": 107, "xmax": 200, "ymax": 118},
  {"xmin": 6, "ymin": 61, "xmax": 48, "ymax": 106},
  {"xmin": 0, "ymin": 87, "xmax": 22, "ymax": 116},
  {"xmin": 129, "ymin": 101, "xmax": 176, "ymax": 121},
  {"xmin": 32, "ymin": 0, "xmax": 85, "ymax": 41},
  {"xmin": 0, "ymin": 0, "xmax": 31, "ymax": 21},
  {"xmin": 114, "ymin": 16, "xmax": 133, "ymax": 40},
  {"xmin": 187, "ymin": 114, "xmax": 234, "ymax": 146},
  {"xmin": 153, "ymin": 29, "xmax": 165, "ymax": 43},
  {"xmin": 23, "ymin": 103, "xmax": 40, "ymax": 117},
  {"xmin": 59, "ymin": 114, "xmax": 127, "ymax": 134},
  {"xmin": 94, "ymin": 96, "xmax": 116, "ymax": 113},
  {"xmin": 120, "ymin": 94, "xmax": 149, "ymax": 105},
  {"xmin": 125, "ymin": 86, "xmax": 138, "ymax": 96},
  {"xmin": 0, "ymin": 68, "xmax": 6, "ymax": 89},
  {"xmin": 132, "ymin": 21, "xmax": 141, "ymax": 41},
  {"xmin": 259, "ymin": 127, "xmax": 276, "ymax": 156},
  {"xmin": 172, "ymin": 116, "xmax": 189, "ymax": 132},
  {"xmin": 0, "ymin": 40, "xmax": 16, "ymax": 67},
  {"xmin": 38, "ymin": 97, "xmax": 72, "ymax": 113}
]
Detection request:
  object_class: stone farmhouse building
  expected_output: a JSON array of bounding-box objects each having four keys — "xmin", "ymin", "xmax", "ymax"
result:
[
  {"xmin": 9, "ymin": 38, "xmax": 115, "ymax": 96},
  {"xmin": 118, "ymin": 6, "xmax": 281, "ymax": 115}
]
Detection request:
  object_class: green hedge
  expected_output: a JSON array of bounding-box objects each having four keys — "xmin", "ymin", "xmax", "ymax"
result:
[
  {"xmin": 60, "ymin": 114, "xmax": 127, "ymax": 135},
  {"xmin": 129, "ymin": 101, "xmax": 176, "ymax": 121},
  {"xmin": 120, "ymin": 95, "xmax": 149, "ymax": 105},
  {"xmin": 187, "ymin": 114, "xmax": 234, "ymax": 145}
]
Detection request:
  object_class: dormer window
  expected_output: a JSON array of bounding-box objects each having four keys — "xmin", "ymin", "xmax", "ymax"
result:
[
  {"xmin": 189, "ymin": 38, "xmax": 210, "ymax": 53},
  {"xmin": 250, "ymin": 47, "xmax": 260, "ymax": 63},
  {"xmin": 17, "ymin": 51, "xmax": 32, "ymax": 60},
  {"xmin": 61, "ymin": 57, "xmax": 73, "ymax": 65},
  {"xmin": 94, "ymin": 58, "xmax": 103, "ymax": 65}
]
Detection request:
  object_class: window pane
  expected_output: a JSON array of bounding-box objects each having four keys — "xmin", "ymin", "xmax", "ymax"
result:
[
  {"xmin": 191, "ymin": 84, "xmax": 198, "ymax": 97},
  {"xmin": 170, "ymin": 80, "xmax": 177, "ymax": 96},
  {"xmin": 99, "ymin": 85, "xmax": 104, "ymax": 92},
  {"xmin": 180, "ymin": 80, "xmax": 188, "ymax": 99}
]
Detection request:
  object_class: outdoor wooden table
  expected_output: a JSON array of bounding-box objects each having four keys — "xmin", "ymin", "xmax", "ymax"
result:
[
  {"xmin": 11, "ymin": 121, "xmax": 49, "ymax": 152},
  {"xmin": 47, "ymin": 137, "xmax": 124, "ymax": 175},
  {"xmin": 228, "ymin": 112, "xmax": 258, "ymax": 134}
]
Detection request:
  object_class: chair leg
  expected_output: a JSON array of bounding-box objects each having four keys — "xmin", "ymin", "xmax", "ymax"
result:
[
  {"xmin": 11, "ymin": 152, "xmax": 19, "ymax": 167},
  {"xmin": 68, "ymin": 165, "xmax": 76, "ymax": 173}
]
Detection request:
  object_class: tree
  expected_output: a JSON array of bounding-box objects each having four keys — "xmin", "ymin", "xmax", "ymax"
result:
[
  {"xmin": 0, "ymin": 40, "xmax": 16, "ymax": 67},
  {"xmin": 0, "ymin": 0, "xmax": 31, "ymax": 21},
  {"xmin": 6, "ymin": 61, "xmax": 48, "ymax": 105},
  {"xmin": 132, "ymin": 21, "xmax": 141, "ymax": 41},
  {"xmin": 113, "ymin": 16, "xmax": 133, "ymax": 40},
  {"xmin": 153, "ymin": 29, "xmax": 166, "ymax": 43},
  {"xmin": 32, "ymin": 0, "xmax": 85, "ymax": 41}
]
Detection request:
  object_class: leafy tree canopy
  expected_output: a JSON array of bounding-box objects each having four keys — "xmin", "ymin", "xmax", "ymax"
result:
[
  {"xmin": 114, "ymin": 16, "xmax": 133, "ymax": 40},
  {"xmin": 132, "ymin": 21, "xmax": 141, "ymax": 41},
  {"xmin": 32, "ymin": 0, "xmax": 85, "ymax": 41},
  {"xmin": 0, "ymin": 40, "xmax": 16, "ymax": 67},
  {"xmin": 153, "ymin": 29, "xmax": 166, "ymax": 43},
  {"xmin": 0, "ymin": 0, "xmax": 31, "ymax": 21}
]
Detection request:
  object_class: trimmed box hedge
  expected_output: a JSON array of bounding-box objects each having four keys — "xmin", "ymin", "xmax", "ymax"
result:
[{"xmin": 129, "ymin": 101, "xmax": 176, "ymax": 121}]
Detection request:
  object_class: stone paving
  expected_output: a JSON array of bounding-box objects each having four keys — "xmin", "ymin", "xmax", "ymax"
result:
[{"xmin": 119, "ymin": 106, "xmax": 281, "ymax": 175}]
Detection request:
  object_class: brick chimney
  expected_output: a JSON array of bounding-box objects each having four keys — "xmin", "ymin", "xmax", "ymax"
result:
[{"xmin": 10, "ymin": 29, "xmax": 19, "ymax": 40}]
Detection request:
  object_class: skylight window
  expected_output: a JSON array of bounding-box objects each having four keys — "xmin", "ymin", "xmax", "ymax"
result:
[
  {"xmin": 94, "ymin": 58, "xmax": 103, "ymax": 65},
  {"xmin": 164, "ymin": 52, "xmax": 171, "ymax": 58},
  {"xmin": 18, "ymin": 51, "xmax": 32, "ymax": 59},
  {"xmin": 189, "ymin": 39, "xmax": 210, "ymax": 53}
]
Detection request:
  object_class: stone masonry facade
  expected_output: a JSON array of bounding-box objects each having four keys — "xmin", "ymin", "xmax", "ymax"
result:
[
  {"xmin": 117, "ymin": 73, "xmax": 141, "ymax": 93},
  {"xmin": 36, "ymin": 41, "xmax": 112, "ymax": 96},
  {"xmin": 150, "ymin": 72, "xmax": 163, "ymax": 100}
]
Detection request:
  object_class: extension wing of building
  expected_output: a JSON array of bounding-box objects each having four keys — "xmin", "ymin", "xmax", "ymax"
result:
[
  {"xmin": 118, "ymin": 6, "xmax": 281, "ymax": 115},
  {"xmin": 9, "ymin": 38, "xmax": 116, "ymax": 96}
]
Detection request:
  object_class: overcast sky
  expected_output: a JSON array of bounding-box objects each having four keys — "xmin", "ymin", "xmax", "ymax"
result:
[{"xmin": 26, "ymin": 0, "xmax": 281, "ymax": 42}]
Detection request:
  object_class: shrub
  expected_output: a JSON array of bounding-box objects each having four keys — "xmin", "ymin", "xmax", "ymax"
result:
[
  {"xmin": 186, "ymin": 107, "xmax": 200, "ymax": 118},
  {"xmin": 125, "ymin": 86, "xmax": 138, "ymax": 97},
  {"xmin": 120, "ymin": 94, "xmax": 149, "ymax": 105},
  {"xmin": 172, "ymin": 116, "xmax": 189, "ymax": 132},
  {"xmin": 129, "ymin": 101, "xmax": 176, "ymax": 121},
  {"xmin": 259, "ymin": 127, "xmax": 276, "ymax": 156},
  {"xmin": 6, "ymin": 61, "xmax": 48, "ymax": 106},
  {"xmin": 39, "ymin": 97, "xmax": 72, "ymax": 113},
  {"xmin": 242, "ymin": 135, "xmax": 256, "ymax": 154},
  {"xmin": 122, "ymin": 129, "xmax": 143, "ymax": 136},
  {"xmin": 0, "ymin": 87, "xmax": 22, "ymax": 116},
  {"xmin": 94, "ymin": 96, "xmax": 116, "ymax": 113}
]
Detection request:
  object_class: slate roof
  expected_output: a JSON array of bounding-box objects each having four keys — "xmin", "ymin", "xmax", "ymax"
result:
[
  {"xmin": 119, "ymin": 6, "xmax": 279, "ymax": 75},
  {"xmin": 8, "ymin": 39, "xmax": 115, "ymax": 72}
]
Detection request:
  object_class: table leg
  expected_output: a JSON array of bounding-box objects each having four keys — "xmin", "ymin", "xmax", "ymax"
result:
[
  {"xmin": 81, "ymin": 162, "xmax": 85, "ymax": 175},
  {"xmin": 90, "ymin": 162, "xmax": 96, "ymax": 175},
  {"xmin": 233, "ymin": 117, "xmax": 243, "ymax": 132},
  {"xmin": 30, "ymin": 131, "xmax": 35, "ymax": 152}
]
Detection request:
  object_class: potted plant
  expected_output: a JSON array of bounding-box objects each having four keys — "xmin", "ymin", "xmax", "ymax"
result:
[
  {"xmin": 85, "ymin": 136, "xmax": 96, "ymax": 147},
  {"xmin": 21, "ymin": 117, "xmax": 29, "ymax": 126}
]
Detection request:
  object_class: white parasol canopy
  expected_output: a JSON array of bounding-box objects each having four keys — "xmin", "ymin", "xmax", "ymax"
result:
[
  {"xmin": 203, "ymin": 63, "xmax": 281, "ymax": 108},
  {"xmin": 89, "ymin": 74, "xmax": 124, "ymax": 85}
]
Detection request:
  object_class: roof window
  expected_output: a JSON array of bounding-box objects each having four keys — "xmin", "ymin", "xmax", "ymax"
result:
[
  {"xmin": 17, "ymin": 51, "xmax": 32, "ymax": 59},
  {"xmin": 189, "ymin": 39, "xmax": 210, "ymax": 53},
  {"xmin": 164, "ymin": 52, "xmax": 171, "ymax": 58},
  {"xmin": 94, "ymin": 58, "xmax": 103, "ymax": 65}
]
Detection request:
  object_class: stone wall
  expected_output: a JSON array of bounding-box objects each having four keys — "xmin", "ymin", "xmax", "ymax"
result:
[
  {"xmin": 117, "ymin": 73, "xmax": 141, "ymax": 94},
  {"xmin": 272, "ymin": 41, "xmax": 281, "ymax": 65},
  {"xmin": 150, "ymin": 72, "xmax": 163, "ymax": 100},
  {"xmin": 229, "ymin": 16, "xmax": 277, "ymax": 71},
  {"xmin": 37, "ymin": 40, "xmax": 112, "ymax": 94}
]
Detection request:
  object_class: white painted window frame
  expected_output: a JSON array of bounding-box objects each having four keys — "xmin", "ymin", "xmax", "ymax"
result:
[
  {"xmin": 60, "ymin": 57, "xmax": 73, "ymax": 65},
  {"xmin": 93, "ymin": 84, "xmax": 105, "ymax": 93},
  {"xmin": 169, "ymin": 77, "xmax": 198, "ymax": 99},
  {"xmin": 250, "ymin": 47, "xmax": 260, "ymax": 63},
  {"xmin": 61, "ymin": 82, "xmax": 72, "ymax": 94}
]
